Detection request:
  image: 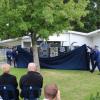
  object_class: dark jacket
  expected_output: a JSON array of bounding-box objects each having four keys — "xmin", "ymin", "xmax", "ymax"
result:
[
  {"xmin": 0, "ymin": 73, "xmax": 19, "ymax": 100},
  {"xmin": 93, "ymin": 49, "xmax": 100, "ymax": 63},
  {"xmin": 87, "ymin": 46, "xmax": 100, "ymax": 63},
  {"xmin": 19, "ymin": 71, "xmax": 43, "ymax": 98},
  {"xmin": 6, "ymin": 50, "xmax": 12, "ymax": 60},
  {"xmin": 12, "ymin": 50, "xmax": 18, "ymax": 60}
]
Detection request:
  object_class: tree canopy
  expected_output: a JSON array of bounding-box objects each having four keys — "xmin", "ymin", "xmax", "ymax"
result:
[
  {"xmin": 0, "ymin": 0, "xmax": 89, "ymax": 70},
  {"xmin": 74, "ymin": 0, "xmax": 100, "ymax": 32},
  {"xmin": 0, "ymin": 0, "xmax": 89, "ymax": 40}
]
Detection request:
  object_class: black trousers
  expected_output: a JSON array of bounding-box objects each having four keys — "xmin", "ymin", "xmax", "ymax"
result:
[
  {"xmin": 7, "ymin": 58, "xmax": 12, "ymax": 65},
  {"xmin": 91, "ymin": 62, "xmax": 100, "ymax": 72}
]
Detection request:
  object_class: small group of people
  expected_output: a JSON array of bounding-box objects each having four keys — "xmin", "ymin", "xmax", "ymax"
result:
[
  {"xmin": 88, "ymin": 45, "xmax": 100, "ymax": 73},
  {"xmin": 6, "ymin": 47, "xmax": 18, "ymax": 67},
  {"xmin": 0, "ymin": 63, "xmax": 61, "ymax": 100}
]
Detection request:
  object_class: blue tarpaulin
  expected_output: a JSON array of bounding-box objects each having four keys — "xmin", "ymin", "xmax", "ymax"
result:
[{"xmin": 16, "ymin": 45, "xmax": 90, "ymax": 70}]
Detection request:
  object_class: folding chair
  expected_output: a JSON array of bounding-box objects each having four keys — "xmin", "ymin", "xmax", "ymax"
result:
[
  {"xmin": 21, "ymin": 86, "xmax": 41, "ymax": 100},
  {"xmin": 0, "ymin": 85, "xmax": 16, "ymax": 100}
]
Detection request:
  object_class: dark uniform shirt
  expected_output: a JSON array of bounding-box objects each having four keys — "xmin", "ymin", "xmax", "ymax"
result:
[
  {"xmin": 6, "ymin": 50, "xmax": 12, "ymax": 65},
  {"xmin": 6, "ymin": 50, "xmax": 12, "ymax": 60},
  {"xmin": 0, "ymin": 73, "xmax": 19, "ymax": 100},
  {"xmin": 93, "ymin": 49, "xmax": 100, "ymax": 63},
  {"xmin": 19, "ymin": 71, "xmax": 43, "ymax": 98}
]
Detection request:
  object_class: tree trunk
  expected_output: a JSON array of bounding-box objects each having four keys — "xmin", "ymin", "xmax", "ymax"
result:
[{"xmin": 31, "ymin": 34, "xmax": 40, "ymax": 72}]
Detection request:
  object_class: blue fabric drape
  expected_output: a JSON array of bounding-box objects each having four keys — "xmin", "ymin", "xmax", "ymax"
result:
[{"xmin": 16, "ymin": 45, "xmax": 90, "ymax": 70}]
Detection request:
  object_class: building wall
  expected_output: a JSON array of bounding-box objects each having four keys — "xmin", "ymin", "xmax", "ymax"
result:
[
  {"xmin": 48, "ymin": 33, "xmax": 93, "ymax": 46},
  {"xmin": 70, "ymin": 33, "xmax": 93, "ymax": 46},
  {"xmin": 48, "ymin": 34, "xmax": 69, "ymax": 46},
  {"xmin": 21, "ymin": 33, "xmax": 93, "ymax": 48},
  {"xmin": 1, "ymin": 39, "xmax": 22, "ymax": 47},
  {"xmin": 93, "ymin": 33, "xmax": 100, "ymax": 50},
  {"xmin": 21, "ymin": 37, "xmax": 31, "ymax": 48}
]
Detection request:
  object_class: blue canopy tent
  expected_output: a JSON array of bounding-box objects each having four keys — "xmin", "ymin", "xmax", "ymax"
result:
[{"xmin": 15, "ymin": 45, "xmax": 90, "ymax": 70}]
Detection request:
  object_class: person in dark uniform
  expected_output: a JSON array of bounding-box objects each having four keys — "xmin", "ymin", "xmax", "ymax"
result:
[
  {"xmin": 19, "ymin": 62, "xmax": 43, "ymax": 99},
  {"xmin": 88, "ymin": 46, "xmax": 100, "ymax": 73},
  {"xmin": 12, "ymin": 47, "xmax": 18, "ymax": 67},
  {"xmin": 6, "ymin": 48, "xmax": 12, "ymax": 65},
  {"xmin": 0, "ymin": 64, "xmax": 19, "ymax": 100},
  {"xmin": 91, "ymin": 46, "xmax": 100, "ymax": 72}
]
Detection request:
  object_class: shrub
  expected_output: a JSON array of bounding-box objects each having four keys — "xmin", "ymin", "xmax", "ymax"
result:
[{"xmin": 90, "ymin": 92, "xmax": 100, "ymax": 100}]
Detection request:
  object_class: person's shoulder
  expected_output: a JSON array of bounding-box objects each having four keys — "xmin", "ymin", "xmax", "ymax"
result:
[
  {"xmin": 35, "ymin": 72, "xmax": 43, "ymax": 80},
  {"xmin": 9, "ymin": 74, "xmax": 17, "ymax": 79},
  {"xmin": 34, "ymin": 72, "xmax": 43, "ymax": 77},
  {"xmin": 0, "ymin": 75, "xmax": 2, "ymax": 79},
  {"xmin": 20, "ymin": 74, "xmax": 27, "ymax": 80}
]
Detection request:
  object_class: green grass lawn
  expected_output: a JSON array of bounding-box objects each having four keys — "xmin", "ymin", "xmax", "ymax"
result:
[{"xmin": 1, "ymin": 68, "xmax": 100, "ymax": 100}]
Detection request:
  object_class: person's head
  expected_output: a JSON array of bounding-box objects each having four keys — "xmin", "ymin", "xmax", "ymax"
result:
[
  {"xmin": 94, "ymin": 45, "xmax": 99, "ymax": 49},
  {"xmin": 28, "ymin": 62, "xmax": 37, "ymax": 72},
  {"xmin": 12, "ymin": 46, "xmax": 16, "ymax": 51},
  {"xmin": 1, "ymin": 64, "xmax": 10, "ymax": 74},
  {"xmin": 44, "ymin": 84, "xmax": 58, "ymax": 100}
]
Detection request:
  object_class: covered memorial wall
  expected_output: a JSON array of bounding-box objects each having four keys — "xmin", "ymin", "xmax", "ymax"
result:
[{"xmin": 15, "ymin": 45, "xmax": 90, "ymax": 70}]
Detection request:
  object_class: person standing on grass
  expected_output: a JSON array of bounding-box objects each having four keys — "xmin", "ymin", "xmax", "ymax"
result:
[
  {"xmin": 12, "ymin": 47, "xmax": 18, "ymax": 67},
  {"xmin": 87, "ymin": 45, "xmax": 100, "ymax": 73},
  {"xmin": 19, "ymin": 62, "xmax": 43, "ymax": 99},
  {"xmin": 0, "ymin": 64, "xmax": 19, "ymax": 100},
  {"xmin": 91, "ymin": 46, "xmax": 100, "ymax": 73},
  {"xmin": 44, "ymin": 83, "xmax": 61, "ymax": 100},
  {"xmin": 6, "ymin": 48, "xmax": 12, "ymax": 65}
]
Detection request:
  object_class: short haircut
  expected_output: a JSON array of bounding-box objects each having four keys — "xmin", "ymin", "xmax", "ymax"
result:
[
  {"xmin": 1, "ymin": 64, "xmax": 10, "ymax": 73},
  {"xmin": 28, "ymin": 62, "xmax": 37, "ymax": 72},
  {"xmin": 44, "ymin": 84, "xmax": 58, "ymax": 99},
  {"xmin": 95, "ymin": 45, "xmax": 98, "ymax": 48}
]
